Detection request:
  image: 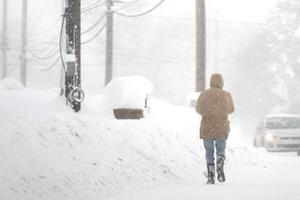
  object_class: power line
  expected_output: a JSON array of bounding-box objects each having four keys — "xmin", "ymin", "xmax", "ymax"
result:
[
  {"xmin": 59, "ymin": 13, "xmax": 67, "ymax": 73},
  {"xmin": 27, "ymin": 0, "xmax": 44, "ymax": 30},
  {"xmin": 140, "ymin": 14, "xmax": 264, "ymax": 25},
  {"xmin": 80, "ymin": 60, "xmax": 195, "ymax": 65},
  {"xmin": 81, "ymin": 0, "xmax": 105, "ymax": 13},
  {"xmin": 28, "ymin": 16, "xmax": 61, "ymax": 39},
  {"xmin": 28, "ymin": 48, "xmax": 59, "ymax": 60},
  {"xmin": 82, "ymin": 0, "xmax": 137, "ymax": 13},
  {"xmin": 26, "ymin": 21, "xmax": 61, "ymax": 57},
  {"xmin": 114, "ymin": 0, "xmax": 166, "ymax": 18},
  {"xmin": 82, "ymin": 2, "xmax": 105, "ymax": 13},
  {"xmin": 82, "ymin": 23, "xmax": 107, "ymax": 44},
  {"xmin": 32, "ymin": 56, "xmax": 60, "ymax": 71},
  {"xmin": 81, "ymin": 13, "xmax": 106, "ymax": 35},
  {"xmin": 110, "ymin": 0, "xmax": 138, "ymax": 12}
]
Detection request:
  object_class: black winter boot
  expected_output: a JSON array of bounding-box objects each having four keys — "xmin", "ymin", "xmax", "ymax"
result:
[
  {"xmin": 207, "ymin": 164, "xmax": 215, "ymax": 184},
  {"xmin": 216, "ymin": 155, "xmax": 225, "ymax": 182}
]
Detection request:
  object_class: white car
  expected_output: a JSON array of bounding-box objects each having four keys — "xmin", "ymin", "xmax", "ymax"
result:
[{"xmin": 254, "ymin": 114, "xmax": 300, "ymax": 155}]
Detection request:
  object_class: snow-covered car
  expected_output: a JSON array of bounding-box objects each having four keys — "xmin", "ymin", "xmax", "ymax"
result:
[
  {"xmin": 254, "ymin": 114, "xmax": 300, "ymax": 154},
  {"xmin": 100, "ymin": 76, "xmax": 154, "ymax": 119}
]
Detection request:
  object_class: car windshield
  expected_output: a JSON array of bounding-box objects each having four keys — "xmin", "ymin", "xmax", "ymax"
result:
[{"xmin": 266, "ymin": 117, "xmax": 300, "ymax": 129}]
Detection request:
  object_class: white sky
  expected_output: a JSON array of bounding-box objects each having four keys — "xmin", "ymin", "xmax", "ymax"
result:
[{"xmin": 207, "ymin": 0, "xmax": 278, "ymax": 22}]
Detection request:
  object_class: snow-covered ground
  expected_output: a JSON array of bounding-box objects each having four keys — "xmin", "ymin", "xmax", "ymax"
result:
[
  {"xmin": 0, "ymin": 79, "xmax": 299, "ymax": 200},
  {"xmin": 108, "ymin": 153, "xmax": 300, "ymax": 200}
]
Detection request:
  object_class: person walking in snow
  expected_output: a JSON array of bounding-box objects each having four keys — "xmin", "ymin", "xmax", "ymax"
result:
[{"xmin": 196, "ymin": 73, "xmax": 234, "ymax": 184}]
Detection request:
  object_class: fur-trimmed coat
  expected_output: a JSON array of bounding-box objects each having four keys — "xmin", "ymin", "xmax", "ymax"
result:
[{"xmin": 196, "ymin": 74, "xmax": 234, "ymax": 140}]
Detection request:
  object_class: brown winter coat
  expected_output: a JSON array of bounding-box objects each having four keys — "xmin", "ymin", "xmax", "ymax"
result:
[{"xmin": 196, "ymin": 74, "xmax": 234, "ymax": 140}]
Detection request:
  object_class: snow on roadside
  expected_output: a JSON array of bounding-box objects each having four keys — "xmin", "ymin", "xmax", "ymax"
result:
[
  {"xmin": 0, "ymin": 112, "xmax": 203, "ymax": 199},
  {"xmin": 0, "ymin": 79, "xmax": 268, "ymax": 199},
  {"xmin": 0, "ymin": 79, "xmax": 24, "ymax": 91}
]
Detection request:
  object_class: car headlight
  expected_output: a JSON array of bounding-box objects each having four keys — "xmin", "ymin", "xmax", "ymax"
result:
[{"xmin": 265, "ymin": 132, "xmax": 274, "ymax": 142}]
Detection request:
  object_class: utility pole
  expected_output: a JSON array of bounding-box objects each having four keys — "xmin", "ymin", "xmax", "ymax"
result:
[
  {"xmin": 195, "ymin": 0, "xmax": 206, "ymax": 92},
  {"xmin": 105, "ymin": 0, "xmax": 113, "ymax": 85},
  {"xmin": 214, "ymin": 19, "xmax": 219, "ymax": 72},
  {"xmin": 1, "ymin": 0, "xmax": 7, "ymax": 79},
  {"xmin": 64, "ymin": 0, "xmax": 84, "ymax": 112},
  {"xmin": 21, "ymin": 0, "xmax": 28, "ymax": 86}
]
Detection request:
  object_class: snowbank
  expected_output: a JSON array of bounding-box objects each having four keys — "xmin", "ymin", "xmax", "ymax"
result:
[
  {"xmin": 0, "ymin": 78, "xmax": 24, "ymax": 91},
  {"xmin": 0, "ymin": 87, "xmax": 70, "ymax": 118},
  {"xmin": 0, "ymin": 82, "xmax": 268, "ymax": 199}
]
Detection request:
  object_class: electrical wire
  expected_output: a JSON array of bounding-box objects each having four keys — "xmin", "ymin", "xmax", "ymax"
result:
[
  {"xmin": 82, "ymin": 0, "xmax": 104, "ymax": 10},
  {"xmin": 27, "ymin": 21, "xmax": 61, "ymax": 56},
  {"xmin": 110, "ymin": 0, "xmax": 139, "ymax": 12},
  {"xmin": 32, "ymin": 56, "xmax": 60, "ymax": 71},
  {"xmin": 81, "ymin": 0, "xmax": 106, "ymax": 13},
  {"xmin": 114, "ymin": 0, "xmax": 165, "ymax": 18},
  {"xmin": 59, "ymin": 13, "xmax": 67, "ymax": 73},
  {"xmin": 27, "ymin": 0, "xmax": 44, "ymax": 30},
  {"xmin": 81, "ymin": 13, "xmax": 106, "ymax": 35},
  {"xmin": 28, "ymin": 48, "xmax": 59, "ymax": 60},
  {"xmin": 81, "ymin": 23, "xmax": 107, "ymax": 44},
  {"xmin": 28, "ymin": 16, "xmax": 61, "ymax": 42}
]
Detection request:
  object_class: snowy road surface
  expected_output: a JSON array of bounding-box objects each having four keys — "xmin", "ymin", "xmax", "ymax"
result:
[{"xmin": 108, "ymin": 153, "xmax": 300, "ymax": 200}]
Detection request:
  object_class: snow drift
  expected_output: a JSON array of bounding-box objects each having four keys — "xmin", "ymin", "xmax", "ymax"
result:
[{"xmin": 0, "ymin": 79, "xmax": 268, "ymax": 199}]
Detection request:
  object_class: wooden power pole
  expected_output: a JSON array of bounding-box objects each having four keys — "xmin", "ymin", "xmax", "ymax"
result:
[
  {"xmin": 21, "ymin": 0, "xmax": 28, "ymax": 86},
  {"xmin": 64, "ymin": 0, "xmax": 83, "ymax": 112},
  {"xmin": 105, "ymin": 0, "xmax": 113, "ymax": 85},
  {"xmin": 1, "ymin": 0, "xmax": 7, "ymax": 79},
  {"xmin": 195, "ymin": 0, "xmax": 206, "ymax": 92}
]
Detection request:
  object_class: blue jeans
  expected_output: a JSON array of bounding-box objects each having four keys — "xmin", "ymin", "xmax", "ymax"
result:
[{"xmin": 203, "ymin": 139, "xmax": 226, "ymax": 165}]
